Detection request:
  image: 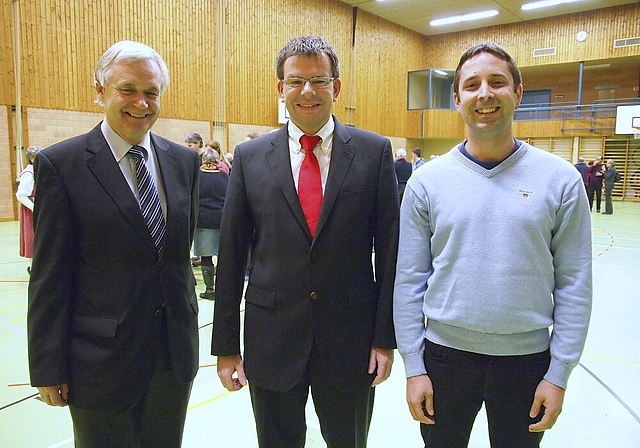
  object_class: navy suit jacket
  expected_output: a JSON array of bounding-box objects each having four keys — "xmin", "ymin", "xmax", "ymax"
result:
[
  {"xmin": 211, "ymin": 116, "xmax": 399, "ymax": 392},
  {"xmin": 28, "ymin": 124, "xmax": 200, "ymax": 409}
]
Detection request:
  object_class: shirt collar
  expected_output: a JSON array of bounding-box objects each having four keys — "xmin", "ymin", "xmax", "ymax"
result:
[
  {"xmin": 100, "ymin": 120, "xmax": 152, "ymax": 162},
  {"xmin": 288, "ymin": 117, "xmax": 334, "ymax": 155}
]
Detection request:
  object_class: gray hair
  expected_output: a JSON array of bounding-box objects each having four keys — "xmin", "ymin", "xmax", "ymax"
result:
[
  {"xmin": 396, "ymin": 148, "xmax": 407, "ymax": 158},
  {"xmin": 94, "ymin": 41, "xmax": 170, "ymax": 106},
  {"xmin": 201, "ymin": 147, "xmax": 220, "ymax": 165},
  {"xmin": 275, "ymin": 35, "xmax": 340, "ymax": 80},
  {"xmin": 26, "ymin": 146, "xmax": 43, "ymax": 163},
  {"xmin": 185, "ymin": 132, "xmax": 203, "ymax": 147}
]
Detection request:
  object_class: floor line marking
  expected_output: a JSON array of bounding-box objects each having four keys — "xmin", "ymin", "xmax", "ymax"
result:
[
  {"xmin": 44, "ymin": 437, "xmax": 74, "ymax": 448},
  {"xmin": 579, "ymin": 362, "xmax": 640, "ymax": 425},
  {"xmin": 0, "ymin": 288, "xmax": 28, "ymax": 296},
  {"xmin": 582, "ymin": 353, "xmax": 640, "ymax": 369},
  {"xmin": 0, "ymin": 303, "xmax": 27, "ymax": 312},
  {"xmin": 187, "ymin": 390, "xmax": 233, "ymax": 412},
  {"xmin": 0, "ymin": 316, "xmax": 27, "ymax": 337},
  {"xmin": 0, "ymin": 392, "xmax": 38, "ymax": 411}
]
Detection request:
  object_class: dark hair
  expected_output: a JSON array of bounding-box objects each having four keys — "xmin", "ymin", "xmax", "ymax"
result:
[
  {"xmin": 275, "ymin": 35, "xmax": 340, "ymax": 80},
  {"xmin": 185, "ymin": 132, "xmax": 203, "ymax": 147},
  {"xmin": 453, "ymin": 42, "xmax": 521, "ymax": 97},
  {"xmin": 412, "ymin": 147, "xmax": 422, "ymax": 158}
]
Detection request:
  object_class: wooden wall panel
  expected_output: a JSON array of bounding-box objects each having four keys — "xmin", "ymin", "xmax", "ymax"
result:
[
  {"xmin": 421, "ymin": 4, "xmax": 640, "ymax": 72},
  {"xmin": 0, "ymin": 1, "xmax": 637, "ymax": 137},
  {"xmin": 224, "ymin": 0, "xmax": 354, "ymax": 126},
  {"xmin": 352, "ymin": 10, "xmax": 425, "ymax": 137}
]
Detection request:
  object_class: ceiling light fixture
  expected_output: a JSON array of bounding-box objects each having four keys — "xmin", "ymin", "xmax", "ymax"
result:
[
  {"xmin": 430, "ymin": 9, "xmax": 499, "ymax": 27},
  {"xmin": 521, "ymin": 0, "xmax": 583, "ymax": 11}
]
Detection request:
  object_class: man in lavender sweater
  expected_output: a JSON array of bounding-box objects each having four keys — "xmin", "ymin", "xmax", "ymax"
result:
[{"xmin": 393, "ymin": 42, "xmax": 592, "ymax": 448}]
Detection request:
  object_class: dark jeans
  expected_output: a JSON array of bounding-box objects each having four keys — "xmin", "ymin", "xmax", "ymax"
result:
[
  {"xmin": 587, "ymin": 180, "xmax": 603, "ymax": 211},
  {"xmin": 420, "ymin": 339, "xmax": 549, "ymax": 448}
]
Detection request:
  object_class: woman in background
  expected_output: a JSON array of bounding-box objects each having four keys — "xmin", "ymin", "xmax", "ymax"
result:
[
  {"xmin": 194, "ymin": 147, "xmax": 229, "ymax": 299},
  {"xmin": 16, "ymin": 146, "xmax": 42, "ymax": 273},
  {"xmin": 602, "ymin": 159, "xmax": 619, "ymax": 215},
  {"xmin": 205, "ymin": 140, "xmax": 230, "ymax": 174}
]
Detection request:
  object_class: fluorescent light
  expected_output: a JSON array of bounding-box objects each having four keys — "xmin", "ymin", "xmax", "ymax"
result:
[
  {"xmin": 583, "ymin": 64, "xmax": 611, "ymax": 70},
  {"xmin": 522, "ymin": 0, "xmax": 582, "ymax": 11},
  {"xmin": 430, "ymin": 9, "xmax": 499, "ymax": 27}
]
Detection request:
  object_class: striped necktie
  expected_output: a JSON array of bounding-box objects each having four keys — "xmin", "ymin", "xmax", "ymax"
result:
[{"xmin": 129, "ymin": 145, "xmax": 166, "ymax": 252}]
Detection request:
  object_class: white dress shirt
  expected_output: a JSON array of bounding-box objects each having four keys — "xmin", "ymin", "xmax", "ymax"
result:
[
  {"xmin": 287, "ymin": 118, "xmax": 335, "ymax": 193},
  {"xmin": 100, "ymin": 120, "xmax": 167, "ymax": 218}
]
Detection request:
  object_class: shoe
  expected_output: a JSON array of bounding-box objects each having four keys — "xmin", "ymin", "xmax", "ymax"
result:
[
  {"xmin": 191, "ymin": 256, "xmax": 201, "ymax": 267},
  {"xmin": 199, "ymin": 265, "xmax": 215, "ymax": 300}
]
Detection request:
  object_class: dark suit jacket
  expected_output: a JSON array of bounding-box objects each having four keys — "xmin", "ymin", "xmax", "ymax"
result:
[
  {"xmin": 211, "ymin": 116, "xmax": 399, "ymax": 392},
  {"xmin": 27, "ymin": 124, "xmax": 200, "ymax": 409}
]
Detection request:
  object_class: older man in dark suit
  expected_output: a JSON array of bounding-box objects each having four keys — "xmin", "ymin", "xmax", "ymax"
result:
[
  {"xmin": 27, "ymin": 41, "xmax": 200, "ymax": 447},
  {"xmin": 212, "ymin": 35, "xmax": 399, "ymax": 448}
]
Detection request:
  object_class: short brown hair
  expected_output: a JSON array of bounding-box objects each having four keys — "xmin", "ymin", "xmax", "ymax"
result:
[{"xmin": 453, "ymin": 42, "xmax": 521, "ymax": 97}]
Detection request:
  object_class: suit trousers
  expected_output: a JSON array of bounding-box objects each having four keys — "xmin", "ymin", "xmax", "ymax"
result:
[
  {"xmin": 420, "ymin": 339, "xmax": 549, "ymax": 448},
  {"xmin": 248, "ymin": 345, "xmax": 376, "ymax": 448},
  {"xmin": 68, "ymin": 354, "xmax": 192, "ymax": 448}
]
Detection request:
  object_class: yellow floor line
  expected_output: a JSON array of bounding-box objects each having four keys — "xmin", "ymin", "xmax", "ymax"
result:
[
  {"xmin": 0, "ymin": 289, "xmax": 27, "ymax": 297},
  {"xmin": 583, "ymin": 353, "xmax": 640, "ymax": 369},
  {"xmin": 0, "ymin": 303, "xmax": 27, "ymax": 312},
  {"xmin": 187, "ymin": 390, "xmax": 233, "ymax": 412}
]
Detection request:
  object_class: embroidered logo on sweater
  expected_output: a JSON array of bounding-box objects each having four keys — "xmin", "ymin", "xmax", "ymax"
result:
[{"xmin": 519, "ymin": 189, "xmax": 532, "ymax": 198}]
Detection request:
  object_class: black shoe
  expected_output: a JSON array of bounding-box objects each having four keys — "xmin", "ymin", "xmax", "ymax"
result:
[{"xmin": 200, "ymin": 288, "xmax": 215, "ymax": 300}]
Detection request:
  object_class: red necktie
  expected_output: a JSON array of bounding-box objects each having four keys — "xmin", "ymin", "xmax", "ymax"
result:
[{"xmin": 298, "ymin": 135, "xmax": 323, "ymax": 237}]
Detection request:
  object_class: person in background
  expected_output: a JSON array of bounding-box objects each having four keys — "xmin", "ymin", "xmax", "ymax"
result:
[
  {"xmin": 185, "ymin": 132, "xmax": 204, "ymax": 155},
  {"xmin": 412, "ymin": 147, "xmax": 425, "ymax": 170},
  {"xmin": 16, "ymin": 145, "xmax": 42, "ymax": 273},
  {"xmin": 574, "ymin": 156, "xmax": 588, "ymax": 194},
  {"xmin": 587, "ymin": 155, "xmax": 605, "ymax": 212},
  {"xmin": 602, "ymin": 159, "xmax": 619, "ymax": 215},
  {"xmin": 27, "ymin": 40, "xmax": 200, "ymax": 447},
  {"xmin": 246, "ymin": 132, "xmax": 260, "ymax": 141},
  {"xmin": 205, "ymin": 140, "xmax": 230, "ymax": 174},
  {"xmin": 394, "ymin": 42, "xmax": 592, "ymax": 448},
  {"xmin": 394, "ymin": 148, "xmax": 412, "ymax": 204},
  {"xmin": 212, "ymin": 35, "xmax": 398, "ymax": 448},
  {"xmin": 194, "ymin": 147, "xmax": 229, "ymax": 299}
]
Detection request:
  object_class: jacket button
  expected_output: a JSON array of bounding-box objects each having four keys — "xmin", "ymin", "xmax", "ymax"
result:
[{"xmin": 310, "ymin": 291, "xmax": 318, "ymax": 301}]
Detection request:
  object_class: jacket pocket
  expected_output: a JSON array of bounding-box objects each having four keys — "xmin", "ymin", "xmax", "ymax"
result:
[
  {"xmin": 244, "ymin": 284, "xmax": 276, "ymax": 308},
  {"xmin": 72, "ymin": 314, "xmax": 119, "ymax": 338}
]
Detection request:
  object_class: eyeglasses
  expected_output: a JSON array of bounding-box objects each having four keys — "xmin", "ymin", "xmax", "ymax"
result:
[{"xmin": 282, "ymin": 76, "xmax": 335, "ymax": 89}]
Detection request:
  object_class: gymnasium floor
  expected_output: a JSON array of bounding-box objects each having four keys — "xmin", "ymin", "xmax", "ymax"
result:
[{"xmin": 1, "ymin": 202, "xmax": 639, "ymax": 447}]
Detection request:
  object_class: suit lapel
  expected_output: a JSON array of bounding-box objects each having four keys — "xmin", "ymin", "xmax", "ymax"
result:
[
  {"xmin": 265, "ymin": 127, "xmax": 312, "ymax": 239},
  {"xmin": 84, "ymin": 125, "xmax": 156, "ymax": 253},
  {"xmin": 315, "ymin": 118, "xmax": 355, "ymax": 240}
]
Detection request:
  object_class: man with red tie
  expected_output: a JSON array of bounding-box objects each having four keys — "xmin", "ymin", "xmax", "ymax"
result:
[{"xmin": 212, "ymin": 35, "xmax": 399, "ymax": 448}]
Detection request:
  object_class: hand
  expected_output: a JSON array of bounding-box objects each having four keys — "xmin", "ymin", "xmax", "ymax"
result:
[
  {"xmin": 406, "ymin": 374, "xmax": 435, "ymax": 425},
  {"xmin": 37, "ymin": 384, "xmax": 69, "ymax": 407},
  {"xmin": 217, "ymin": 354, "xmax": 247, "ymax": 391},
  {"xmin": 368, "ymin": 346, "xmax": 394, "ymax": 387},
  {"xmin": 529, "ymin": 379, "xmax": 565, "ymax": 432}
]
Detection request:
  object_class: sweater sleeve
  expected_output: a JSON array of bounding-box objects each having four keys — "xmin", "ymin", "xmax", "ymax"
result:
[
  {"xmin": 393, "ymin": 182, "xmax": 432, "ymax": 378},
  {"xmin": 545, "ymin": 177, "xmax": 593, "ymax": 389}
]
